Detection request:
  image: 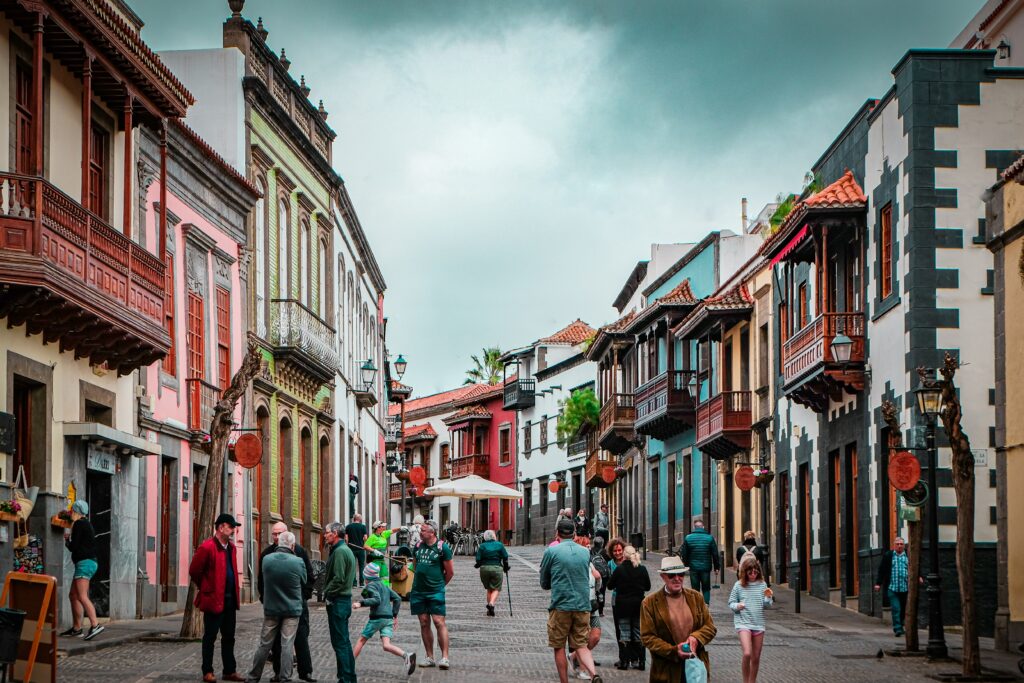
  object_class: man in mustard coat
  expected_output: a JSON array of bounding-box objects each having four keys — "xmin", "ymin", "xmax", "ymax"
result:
[{"xmin": 640, "ymin": 556, "xmax": 716, "ymax": 682}]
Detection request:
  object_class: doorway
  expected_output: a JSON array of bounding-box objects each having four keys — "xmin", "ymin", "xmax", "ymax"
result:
[
  {"xmin": 778, "ymin": 471, "xmax": 790, "ymax": 584},
  {"xmin": 650, "ymin": 466, "xmax": 659, "ymax": 549},
  {"xmin": 799, "ymin": 463, "xmax": 810, "ymax": 592},
  {"xmin": 86, "ymin": 470, "xmax": 112, "ymax": 617},
  {"xmin": 666, "ymin": 460, "xmax": 676, "ymax": 549},
  {"xmin": 160, "ymin": 460, "xmax": 173, "ymax": 602}
]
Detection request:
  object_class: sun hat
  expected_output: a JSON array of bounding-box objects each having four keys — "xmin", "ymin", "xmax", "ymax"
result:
[{"xmin": 659, "ymin": 556, "xmax": 690, "ymax": 575}]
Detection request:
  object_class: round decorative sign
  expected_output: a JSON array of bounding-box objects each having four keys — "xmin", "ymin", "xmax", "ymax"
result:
[
  {"xmin": 548, "ymin": 480, "xmax": 560, "ymax": 494},
  {"xmin": 409, "ymin": 466, "xmax": 427, "ymax": 487},
  {"xmin": 888, "ymin": 450, "xmax": 921, "ymax": 491},
  {"xmin": 601, "ymin": 466, "xmax": 617, "ymax": 485},
  {"xmin": 735, "ymin": 465, "xmax": 755, "ymax": 491},
  {"xmin": 232, "ymin": 433, "xmax": 263, "ymax": 469}
]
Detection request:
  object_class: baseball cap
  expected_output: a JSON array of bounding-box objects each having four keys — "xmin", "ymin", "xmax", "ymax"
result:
[
  {"xmin": 556, "ymin": 518, "xmax": 576, "ymax": 538},
  {"xmin": 215, "ymin": 513, "xmax": 241, "ymax": 528}
]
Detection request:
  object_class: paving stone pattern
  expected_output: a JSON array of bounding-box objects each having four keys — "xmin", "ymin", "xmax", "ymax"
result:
[{"xmin": 59, "ymin": 545, "xmax": 1000, "ymax": 682}]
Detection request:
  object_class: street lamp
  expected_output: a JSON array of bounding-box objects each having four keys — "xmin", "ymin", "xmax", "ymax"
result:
[
  {"xmin": 997, "ymin": 38, "xmax": 1011, "ymax": 61},
  {"xmin": 360, "ymin": 358, "xmax": 378, "ymax": 391},
  {"xmin": 830, "ymin": 333, "xmax": 853, "ymax": 365},
  {"xmin": 394, "ymin": 354, "xmax": 407, "ymax": 381},
  {"xmin": 914, "ymin": 368, "xmax": 948, "ymax": 660}
]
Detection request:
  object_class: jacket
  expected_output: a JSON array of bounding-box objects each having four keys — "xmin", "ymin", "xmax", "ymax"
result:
[
  {"xmin": 574, "ymin": 515, "xmax": 593, "ymax": 537},
  {"xmin": 606, "ymin": 561, "xmax": 651, "ymax": 619},
  {"xmin": 640, "ymin": 588, "xmax": 716, "ymax": 683},
  {"xmin": 539, "ymin": 539, "xmax": 591, "ymax": 612},
  {"xmin": 189, "ymin": 536, "xmax": 241, "ymax": 614},
  {"xmin": 259, "ymin": 542, "xmax": 314, "ymax": 602},
  {"xmin": 679, "ymin": 528, "xmax": 720, "ymax": 572},
  {"xmin": 474, "ymin": 539, "xmax": 509, "ymax": 568},
  {"xmin": 261, "ymin": 549, "xmax": 307, "ymax": 618},
  {"xmin": 66, "ymin": 518, "xmax": 97, "ymax": 563},
  {"xmin": 323, "ymin": 539, "xmax": 357, "ymax": 601},
  {"xmin": 735, "ymin": 540, "xmax": 767, "ymax": 571},
  {"xmin": 875, "ymin": 549, "xmax": 910, "ymax": 591},
  {"xmin": 359, "ymin": 578, "xmax": 401, "ymax": 619}
]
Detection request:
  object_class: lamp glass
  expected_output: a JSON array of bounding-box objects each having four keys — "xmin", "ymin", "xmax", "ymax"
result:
[
  {"xmin": 914, "ymin": 376, "xmax": 942, "ymax": 417},
  {"xmin": 361, "ymin": 359, "xmax": 378, "ymax": 389},
  {"xmin": 830, "ymin": 333, "xmax": 853, "ymax": 364},
  {"xmin": 998, "ymin": 39, "xmax": 1010, "ymax": 60},
  {"xmin": 394, "ymin": 354, "xmax": 407, "ymax": 380}
]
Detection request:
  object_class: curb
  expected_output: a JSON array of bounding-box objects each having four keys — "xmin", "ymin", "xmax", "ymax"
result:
[{"xmin": 59, "ymin": 628, "xmax": 167, "ymax": 657}]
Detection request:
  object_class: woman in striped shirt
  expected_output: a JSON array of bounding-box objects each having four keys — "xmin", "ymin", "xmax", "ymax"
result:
[{"xmin": 728, "ymin": 553, "xmax": 773, "ymax": 682}]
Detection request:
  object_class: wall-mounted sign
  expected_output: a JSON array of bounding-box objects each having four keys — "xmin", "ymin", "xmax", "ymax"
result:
[
  {"xmin": 86, "ymin": 450, "xmax": 116, "ymax": 475},
  {"xmin": 973, "ymin": 450, "xmax": 989, "ymax": 467},
  {"xmin": 182, "ymin": 476, "xmax": 190, "ymax": 502},
  {"xmin": 888, "ymin": 450, "xmax": 921, "ymax": 491}
]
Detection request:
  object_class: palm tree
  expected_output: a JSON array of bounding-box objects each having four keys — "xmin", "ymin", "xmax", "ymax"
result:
[{"xmin": 464, "ymin": 346, "xmax": 503, "ymax": 385}]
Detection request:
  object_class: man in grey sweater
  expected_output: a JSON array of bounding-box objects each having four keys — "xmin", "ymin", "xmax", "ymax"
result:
[{"xmin": 246, "ymin": 531, "xmax": 307, "ymax": 683}]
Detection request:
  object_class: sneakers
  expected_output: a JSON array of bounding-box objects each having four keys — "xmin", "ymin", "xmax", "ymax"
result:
[
  {"xmin": 83, "ymin": 625, "xmax": 104, "ymax": 641},
  {"xmin": 486, "ymin": 604, "xmax": 495, "ymax": 617},
  {"xmin": 59, "ymin": 627, "xmax": 83, "ymax": 637},
  {"xmin": 403, "ymin": 652, "xmax": 417, "ymax": 676},
  {"xmin": 421, "ymin": 657, "xmax": 436, "ymax": 668},
  {"xmin": 591, "ymin": 675, "xmax": 603, "ymax": 683},
  {"xmin": 438, "ymin": 657, "xmax": 450, "ymax": 670}
]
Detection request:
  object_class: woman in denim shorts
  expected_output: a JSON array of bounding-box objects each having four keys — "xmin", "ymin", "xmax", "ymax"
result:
[{"xmin": 60, "ymin": 500, "xmax": 104, "ymax": 641}]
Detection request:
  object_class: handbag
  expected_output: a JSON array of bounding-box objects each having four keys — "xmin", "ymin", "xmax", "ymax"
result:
[
  {"xmin": 12, "ymin": 465, "xmax": 38, "ymax": 521},
  {"xmin": 683, "ymin": 656, "xmax": 708, "ymax": 683}
]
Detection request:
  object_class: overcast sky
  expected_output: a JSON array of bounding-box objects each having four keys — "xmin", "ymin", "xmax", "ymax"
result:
[{"xmin": 135, "ymin": 0, "xmax": 980, "ymax": 395}]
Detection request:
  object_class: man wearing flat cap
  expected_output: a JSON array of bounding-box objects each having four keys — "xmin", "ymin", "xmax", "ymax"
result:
[{"xmin": 189, "ymin": 513, "xmax": 245, "ymax": 683}]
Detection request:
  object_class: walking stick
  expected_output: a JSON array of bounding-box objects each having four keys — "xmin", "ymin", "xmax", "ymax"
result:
[{"xmin": 505, "ymin": 565, "xmax": 513, "ymax": 617}]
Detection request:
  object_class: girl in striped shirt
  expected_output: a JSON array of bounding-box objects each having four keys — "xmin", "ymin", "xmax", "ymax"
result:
[{"xmin": 728, "ymin": 553, "xmax": 773, "ymax": 682}]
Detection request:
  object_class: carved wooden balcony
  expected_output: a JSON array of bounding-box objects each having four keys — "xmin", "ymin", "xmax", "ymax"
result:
[
  {"xmin": 384, "ymin": 416, "xmax": 402, "ymax": 448},
  {"xmin": 598, "ymin": 393, "xmax": 636, "ymax": 455},
  {"xmin": 695, "ymin": 391, "xmax": 752, "ymax": 460},
  {"xmin": 634, "ymin": 370, "xmax": 697, "ymax": 440},
  {"xmin": 782, "ymin": 312, "xmax": 865, "ymax": 412},
  {"xmin": 389, "ymin": 479, "xmax": 434, "ymax": 502},
  {"xmin": 503, "ymin": 378, "xmax": 536, "ymax": 410},
  {"xmin": 585, "ymin": 450, "xmax": 617, "ymax": 488},
  {"xmin": 451, "ymin": 452, "xmax": 489, "ymax": 479},
  {"xmin": 0, "ymin": 173, "xmax": 169, "ymax": 373},
  {"xmin": 270, "ymin": 298, "xmax": 338, "ymax": 385}
]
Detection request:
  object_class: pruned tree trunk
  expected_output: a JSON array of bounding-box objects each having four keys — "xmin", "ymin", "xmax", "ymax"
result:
[
  {"xmin": 882, "ymin": 399, "xmax": 921, "ymax": 652},
  {"xmin": 933, "ymin": 354, "xmax": 979, "ymax": 676},
  {"xmin": 180, "ymin": 343, "xmax": 263, "ymax": 638}
]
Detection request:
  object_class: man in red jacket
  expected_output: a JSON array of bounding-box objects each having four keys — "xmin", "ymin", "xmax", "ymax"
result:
[{"xmin": 190, "ymin": 513, "xmax": 245, "ymax": 683}]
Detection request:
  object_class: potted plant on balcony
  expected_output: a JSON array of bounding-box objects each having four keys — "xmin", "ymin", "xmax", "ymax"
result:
[
  {"xmin": 753, "ymin": 468, "xmax": 775, "ymax": 488},
  {"xmin": 556, "ymin": 388, "xmax": 600, "ymax": 447}
]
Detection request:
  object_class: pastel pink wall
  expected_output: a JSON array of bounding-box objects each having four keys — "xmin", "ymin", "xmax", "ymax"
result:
[{"xmin": 484, "ymin": 394, "xmax": 516, "ymax": 533}]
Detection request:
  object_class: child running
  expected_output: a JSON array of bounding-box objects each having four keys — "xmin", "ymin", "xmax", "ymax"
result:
[
  {"xmin": 728, "ymin": 552, "xmax": 773, "ymax": 683},
  {"xmin": 353, "ymin": 563, "xmax": 417, "ymax": 676}
]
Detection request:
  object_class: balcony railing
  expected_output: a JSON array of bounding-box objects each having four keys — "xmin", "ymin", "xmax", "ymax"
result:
[
  {"xmin": 0, "ymin": 172, "xmax": 168, "ymax": 370},
  {"xmin": 451, "ymin": 452, "xmax": 489, "ymax": 479},
  {"xmin": 634, "ymin": 370, "xmax": 697, "ymax": 439},
  {"xmin": 584, "ymin": 450, "xmax": 617, "ymax": 488},
  {"xmin": 389, "ymin": 479, "xmax": 434, "ymax": 502},
  {"xmin": 782, "ymin": 312, "xmax": 865, "ymax": 387},
  {"xmin": 597, "ymin": 392, "xmax": 636, "ymax": 454},
  {"xmin": 270, "ymin": 299, "xmax": 338, "ymax": 379},
  {"xmin": 696, "ymin": 391, "xmax": 753, "ymax": 459},
  {"xmin": 503, "ymin": 378, "xmax": 536, "ymax": 410},
  {"xmin": 187, "ymin": 378, "xmax": 220, "ymax": 434},
  {"xmin": 567, "ymin": 431, "xmax": 597, "ymax": 459},
  {"xmin": 384, "ymin": 416, "xmax": 402, "ymax": 446}
]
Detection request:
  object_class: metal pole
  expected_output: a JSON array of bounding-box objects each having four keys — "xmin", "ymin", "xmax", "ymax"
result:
[{"xmin": 925, "ymin": 418, "xmax": 948, "ymax": 659}]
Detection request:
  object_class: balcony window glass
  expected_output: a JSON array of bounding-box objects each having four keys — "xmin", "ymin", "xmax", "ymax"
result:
[
  {"xmin": 89, "ymin": 125, "xmax": 109, "ymax": 219},
  {"xmin": 254, "ymin": 180, "xmax": 266, "ymax": 336},
  {"xmin": 15, "ymin": 61, "xmax": 33, "ymax": 175},
  {"xmin": 186, "ymin": 292, "xmax": 204, "ymax": 380},
  {"xmin": 440, "ymin": 443, "xmax": 450, "ymax": 479},
  {"xmin": 216, "ymin": 287, "xmax": 230, "ymax": 389},
  {"xmin": 797, "ymin": 283, "xmax": 808, "ymax": 329},
  {"xmin": 162, "ymin": 258, "xmax": 176, "ymax": 375},
  {"xmin": 278, "ymin": 198, "xmax": 289, "ymax": 298},
  {"xmin": 319, "ymin": 238, "xmax": 328, "ymax": 319},
  {"xmin": 299, "ymin": 220, "xmax": 310, "ymax": 306},
  {"xmin": 499, "ymin": 427, "xmax": 511, "ymax": 465}
]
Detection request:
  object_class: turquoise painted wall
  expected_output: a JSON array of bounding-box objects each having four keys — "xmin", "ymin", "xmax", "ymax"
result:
[{"xmin": 647, "ymin": 242, "xmax": 717, "ymax": 302}]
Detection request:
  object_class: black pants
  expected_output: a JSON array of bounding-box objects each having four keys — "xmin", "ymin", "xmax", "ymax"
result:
[
  {"xmin": 352, "ymin": 549, "xmax": 366, "ymax": 586},
  {"xmin": 273, "ymin": 601, "xmax": 312, "ymax": 677},
  {"xmin": 202, "ymin": 605, "xmax": 237, "ymax": 675}
]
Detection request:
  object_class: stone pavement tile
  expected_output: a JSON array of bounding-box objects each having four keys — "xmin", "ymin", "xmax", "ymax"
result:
[{"xmin": 58, "ymin": 545, "xmax": 1017, "ymax": 682}]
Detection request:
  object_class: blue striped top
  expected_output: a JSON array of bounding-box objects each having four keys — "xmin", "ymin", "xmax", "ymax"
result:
[{"xmin": 728, "ymin": 580, "xmax": 773, "ymax": 631}]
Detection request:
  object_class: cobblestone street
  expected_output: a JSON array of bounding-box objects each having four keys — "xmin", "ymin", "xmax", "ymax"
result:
[{"xmin": 59, "ymin": 546, "xmax": 1018, "ymax": 682}]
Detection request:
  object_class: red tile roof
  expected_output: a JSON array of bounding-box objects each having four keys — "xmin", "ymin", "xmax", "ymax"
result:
[
  {"xmin": 656, "ymin": 278, "xmax": 700, "ymax": 305},
  {"xmin": 802, "ymin": 170, "xmax": 867, "ymax": 210},
  {"xmin": 390, "ymin": 379, "xmax": 413, "ymax": 393},
  {"xmin": 605, "ymin": 309, "xmax": 636, "ymax": 333},
  {"xmin": 443, "ymin": 404, "xmax": 493, "ymax": 425},
  {"xmin": 539, "ymin": 319, "xmax": 597, "ymax": 345},
  {"xmin": 388, "ymin": 384, "xmax": 483, "ymax": 415},
  {"xmin": 1003, "ymin": 152, "xmax": 1024, "ymax": 184},
  {"xmin": 403, "ymin": 423, "xmax": 437, "ymax": 440},
  {"xmin": 704, "ymin": 283, "xmax": 753, "ymax": 311}
]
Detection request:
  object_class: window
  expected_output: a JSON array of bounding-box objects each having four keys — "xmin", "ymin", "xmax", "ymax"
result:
[
  {"xmin": 278, "ymin": 198, "xmax": 290, "ymax": 298},
  {"xmin": 499, "ymin": 427, "xmax": 511, "ymax": 465},
  {"xmin": 440, "ymin": 443, "xmax": 451, "ymax": 479},
  {"xmin": 758, "ymin": 323, "xmax": 768, "ymax": 389},
  {"xmin": 299, "ymin": 219, "xmax": 310, "ymax": 306},
  {"xmin": 186, "ymin": 292, "xmax": 204, "ymax": 380},
  {"xmin": 319, "ymin": 239, "xmax": 328, "ymax": 319},
  {"xmin": 880, "ymin": 203, "xmax": 893, "ymax": 299},
  {"xmin": 216, "ymin": 287, "xmax": 230, "ymax": 389},
  {"xmin": 162, "ymin": 258, "xmax": 176, "ymax": 375},
  {"xmin": 540, "ymin": 480, "xmax": 549, "ymax": 516},
  {"xmin": 254, "ymin": 180, "xmax": 266, "ymax": 336},
  {"xmin": 540, "ymin": 416, "xmax": 548, "ymax": 451},
  {"xmin": 523, "ymin": 420, "xmax": 532, "ymax": 453},
  {"xmin": 87, "ymin": 125, "xmax": 109, "ymax": 218},
  {"xmin": 797, "ymin": 283, "xmax": 808, "ymax": 329},
  {"xmin": 15, "ymin": 61, "xmax": 33, "ymax": 175}
]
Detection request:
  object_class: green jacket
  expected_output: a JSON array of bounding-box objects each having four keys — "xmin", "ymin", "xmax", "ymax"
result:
[
  {"xmin": 261, "ymin": 549, "xmax": 307, "ymax": 618},
  {"xmin": 324, "ymin": 539, "xmax": 356, "ymax": 600},
  {"xmin": 679, "ymin": 528, "xmax": 720, "ymax": 572}
]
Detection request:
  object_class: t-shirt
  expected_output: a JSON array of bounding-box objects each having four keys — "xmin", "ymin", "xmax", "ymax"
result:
[
  {"xmin": 345, "ymin": 522, "xmax": 368, "ymax": 552},
  {"xmin": 411, "ymin": 540, "xmax": 453, "ymax": 595}
]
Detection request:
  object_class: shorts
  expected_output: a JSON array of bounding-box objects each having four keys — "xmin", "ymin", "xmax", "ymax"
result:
[
  {"xmin": 736, "ymin": 628, "xmax": 765, "ymax": 635},
  {"xmin": 409, "ymin": 591, "xmax": 446, "ymax": 617},
  {"xmin": 361, "ymin": 617, "xmax": 394, "ymax": 639},
  {"xmin": 547, "ymin": 609, "xmax": 590, "ymax": 650},
  {"xmin": 74, "ymin": 559, "xmax": 98, "ymax": 580}
]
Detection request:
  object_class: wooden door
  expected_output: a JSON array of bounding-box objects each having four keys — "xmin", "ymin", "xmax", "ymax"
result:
[
  {"xmin": 847, "ymin": 444, "xmax": 860, "ymax": 595},
  {"xmin": 778, "ymin": 472, "xmax": 790, "ymax": 584},
  {"xmin": 799, "ymin": 464, "xmax": 810, "ymax": 592},
  {"xmin": 15, "ymin": 62, "xmax": 33, "ymax": 175},
  {"xmin": 666, "ymin": 460, "xmax": 676, "ymax": 549},
  {"xmin": 89, "ymin": 125, "xmax": 108, "ymax": 219},
  {"xmin": 830, "ymin": 451, "xmax": 841, "ymax": 588},
  {"xmin": 160, "ymin": 461, "xmax": 172, "ymax": 602}
]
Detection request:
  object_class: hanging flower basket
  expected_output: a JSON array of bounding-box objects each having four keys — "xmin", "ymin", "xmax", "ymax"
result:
[
  {"xmin": 50, "ymin": 509, "xmax": 74, "ymax": 529},
  {"xmin": 396, "ymin": 470, "xmax": 411, "ymax": 482},
  {"xmin": 753, "ymin": 469, "xmax": 775, "ymax": 488},
  {"xmin": 0, "ymin": 500, "xmax": 22, "ymax": 522}
]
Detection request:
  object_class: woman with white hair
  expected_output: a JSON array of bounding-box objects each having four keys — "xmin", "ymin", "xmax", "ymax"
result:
[
  {"xmin": 60, "ymin": 500, "xmax": 104, "ymax": 640},
  {"xmin": 473, "ymin": 530, "xmax": 509, "ymax": 616}
]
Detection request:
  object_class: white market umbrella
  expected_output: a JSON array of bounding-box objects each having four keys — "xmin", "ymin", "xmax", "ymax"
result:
[{"xmin": 423, "ymin": 475, "xmax": 523, "ymax": 501}]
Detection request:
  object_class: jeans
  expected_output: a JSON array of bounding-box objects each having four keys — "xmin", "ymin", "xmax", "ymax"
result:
[
  {"xmin": 351, "ymin": 549, "xmax": 366, "ymax": 586},
  {"xmin": 202, "ymin": 606, "xmax": 237, "ymax": 675},
  {"xmin": 272, "ymin": 601, "xmax": 312, "ymax": 677},
  {"xmin": 327, "ymin": 598, "xmax": 357, "ymax": 682},
  {"xmin": 889, "ymin": 589, "xmax": 908, "ymax": 634},
  {"xmin": 615, "ymin": 615, "xmax": 641, "ymax": 642},
  {"xmin": 246, "ymin": 616, "xmax": 299, "ymax": 683},
  {"xmin": 690, "ymin": 569, "xmax": 712, "ymax": 604}
]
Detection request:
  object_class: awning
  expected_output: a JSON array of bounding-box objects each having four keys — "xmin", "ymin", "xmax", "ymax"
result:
[
  {"xmin": 769, "ymin": 224, "xmax": 810, "ymax": 266},
  {"xmin": 63, "ymin": 422, "xmax": 162, "ymax": 457}
]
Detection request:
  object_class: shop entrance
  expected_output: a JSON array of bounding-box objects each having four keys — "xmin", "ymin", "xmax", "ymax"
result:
[{"xmin": 86, "ymin": 469, "xmax": 112, "ymax": 617}]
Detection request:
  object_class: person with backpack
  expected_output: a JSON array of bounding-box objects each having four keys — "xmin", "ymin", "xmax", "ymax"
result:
[
  {"xmin": 410, "ymin": 519, "xmax": 454, "ymax": 670},
  {"xmin": 352, "ymin": 563, "xmax": 417, "ymax": 676},
  {"xmin": 735, "ymin": 531, "xmax": 768, "ymax": 581},
  {"xmin": 590, "ymin": 536, "xmax": 610, "ymax": 617}
]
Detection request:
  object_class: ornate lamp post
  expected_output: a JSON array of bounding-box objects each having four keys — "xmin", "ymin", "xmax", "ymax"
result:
[{"xmin": 915, "ymin": 369, "xmax": 947, "ymax": 660}]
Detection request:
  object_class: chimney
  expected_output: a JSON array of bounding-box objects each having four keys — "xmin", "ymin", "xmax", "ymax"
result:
[{"xmin": 741, "ymin": 197, "xmax": 748, "ymax": 232}]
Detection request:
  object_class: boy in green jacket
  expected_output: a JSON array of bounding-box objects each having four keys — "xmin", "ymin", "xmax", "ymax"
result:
[{"xmin": 353, "ymin": 563, "xmax": 416, "ymax": 675}]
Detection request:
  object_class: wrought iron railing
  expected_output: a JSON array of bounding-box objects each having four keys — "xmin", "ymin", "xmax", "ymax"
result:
[{"xmin": 270, "ymin": 298, "xmax": 339, "ymax": 371}]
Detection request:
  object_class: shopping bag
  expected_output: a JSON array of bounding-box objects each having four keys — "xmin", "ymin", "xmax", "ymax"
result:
[
  {"xmin": 683, "ymin": 656, "xmax": 708, "ymax": 683},
  {"xmin": 12, "ymin": 466, "xmax": 38, "ymax": 521}
]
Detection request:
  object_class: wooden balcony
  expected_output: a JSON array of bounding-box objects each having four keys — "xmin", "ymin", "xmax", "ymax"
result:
[
  {"xmin": 503, "ymin": 378, "xmax": 536, "ymax": 410},
  {"xmin": 567, "ymin": 431, "xmax": 597, "ymax": 460},
  {"xmin": 585, "ymin": 450, "xmax": 617, "ymax": 488},
  {"xmin": 782, "ymin": 312, "xmax": 865, "ymax": 412},
  {"xmin": 389, "ymin": 479, "xmax": 434, "ymax": 502},
  {"xmin": 695, "ymin": 391, "xmax": 752, "ymax": 460},
  {"xmin": 0, "ymin": 173, "xmax": 169, "ymax": 373},
  {"xmin": 270, "ymin": 299, "xmax": 338, "ymax": 384},
  {"xmin": 634, "ymin": 370, "xmax": 697, "ymax": 440},
  {"xmin": 187, "ymin": 377, "xmax": 220, "ymax": 437},
  {"xmin": 598, "ymin": 393, "xmax": 636, "ymax": 455},
  {"xmin": 451, "ymin": 452, "xmax": 489, "ymax": 479}
]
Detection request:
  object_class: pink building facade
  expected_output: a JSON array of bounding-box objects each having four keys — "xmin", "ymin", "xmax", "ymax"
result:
[{"xmin": 137, "ymin": 122, "xmax": 259, "ymax": 615}]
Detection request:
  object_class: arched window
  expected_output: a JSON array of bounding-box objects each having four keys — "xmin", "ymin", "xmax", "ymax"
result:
[
  {"xmin": 299, "ymin": 219, "xmax": 310, "ymax": 306},
  {"xmin": 337, "ymin": 255, "xmax": 345, "ymax": 360},
  {"xmin": 254, "ymin": 178, "xmax": 267, "ymax": 337},
  {"xmin": 278, "ymin": 198, "xmax": 290, "ymax": 299},
  {"xmin": 319, "ymin": 238, "xmax": 328, "ymax": 319}
]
